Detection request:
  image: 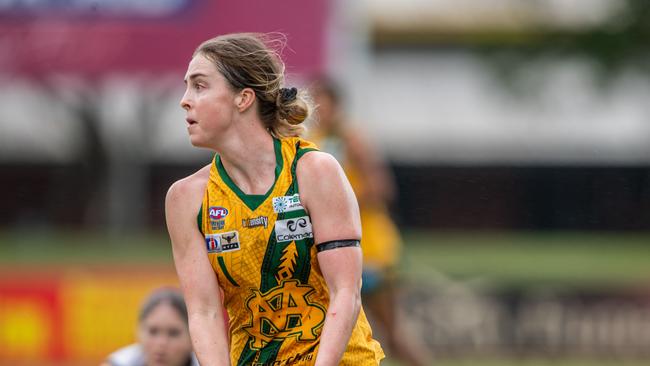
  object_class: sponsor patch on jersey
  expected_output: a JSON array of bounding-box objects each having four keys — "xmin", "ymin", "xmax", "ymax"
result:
[
  {"xmin": 205, "ymin": 234, "xmax": 221, "ymax": 253},
  {"xmin": 208, "ymin": 206, "xmax": 229, "ymax": 220},
  {"xmin": 219, "ymin": 231, "xmax": 240, "ymax": 252},
  {"xmin": 242, "ymin": 215, "xmax": 268, "ymax": 228},
  {"xmin": 210, "ymin": 219, "xmax": 225, "ymax": 231},
  {"xmin": 272, "ymin": 194, "xmax": 304, "ymax": 213},
  {"xmin": 205, "ymin": 231, "xmax": 240, "ymax": 253},
  {"xmin": 275, "ymin": 216, "xmax": 313, "ymax": 242}
]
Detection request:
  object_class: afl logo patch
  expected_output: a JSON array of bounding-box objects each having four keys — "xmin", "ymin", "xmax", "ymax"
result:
[{"xmin": 209, "ymin": 206, "xmax": 229, "ymax": 220}]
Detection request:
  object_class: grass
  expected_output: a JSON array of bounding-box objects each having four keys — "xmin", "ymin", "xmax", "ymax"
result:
[
  {"xmin": 1, "ymin": 229, "xmax": 649, "ymax": 288},
  {"xmin": 2, "ymin": 229, "xmax": 650, "ymax": 365},
  {"xmin": 382, "ymin": 359, "xmax": 650, "ymax": 366},
  {"xmin": 0, "ymin": 229, "xmax": 173, "ymax": 265},
  {"xmin": 400, "ymin": 230, "xmax": 650, "ymax": 289}
]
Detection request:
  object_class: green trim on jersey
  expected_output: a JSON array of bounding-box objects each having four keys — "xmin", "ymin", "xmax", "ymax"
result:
[
  {"xmin": 295, "ymin": 147, "xmax": 318, "ymax": 163},
  {"xmin": 215, "ymin": 138, "xmax": 283, "ymax": 211},
  {"xmin": 218, "ymin": 256, "xmax": 240, "ymax": 287},
  {"xmin": 197, "ymin": 205, "xmax": 203, "ymax": 235}
]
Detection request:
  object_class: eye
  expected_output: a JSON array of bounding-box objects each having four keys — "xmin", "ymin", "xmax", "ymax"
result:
[
  {"xmin": 148, "ymin": 326, "xmax": 160, "ymax": 336},
  {"xmin": 194, "ymin": 82, "xmax": 205, "ymax": 91},
  {"xmin": 168, "ymin": 328, "xmax": 182, "ymax": 338}
]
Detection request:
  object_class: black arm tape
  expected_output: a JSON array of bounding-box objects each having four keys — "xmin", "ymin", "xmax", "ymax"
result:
[{"xmin": 316, "ymin": 239, "xmax": 360, "ymax": 253}]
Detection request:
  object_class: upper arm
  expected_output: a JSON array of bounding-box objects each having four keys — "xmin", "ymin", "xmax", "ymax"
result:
[
  {"xmin": 165, "ymin": 172, "xmax": 222, "ymax": 313},
  {"xmin": 297, "ymin": 151, "xmax": 361, "ymax": 243},
  {"xmin": 296, "ymin": 152, "xmax": 363, "ymax": 290}
]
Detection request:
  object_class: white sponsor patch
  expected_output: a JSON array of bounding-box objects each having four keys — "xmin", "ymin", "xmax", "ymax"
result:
[
  {"xmin": 205, "ymin": 231, "xmax": 240, "ymax": 253},
  {"xmin": 272, "ymin": 194, "xmax": 304, "ymax": 213},
  {"xmin": 275, "ymin": 216, "xmax": 313, "ymax": 242}
]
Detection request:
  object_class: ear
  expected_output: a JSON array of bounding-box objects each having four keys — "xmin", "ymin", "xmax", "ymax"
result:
[{"xmin": 235, "ymin": 88, "xmax": 256, "ymax": 112}]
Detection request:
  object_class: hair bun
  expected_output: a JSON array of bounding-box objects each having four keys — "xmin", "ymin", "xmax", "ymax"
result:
[
  {"xmin": 279, "ymin": 87, "xmax": 298, "ymax": 103},
  {"xmin": 276, "ymin": 87, "xmax": 308, "ymax": 126}
]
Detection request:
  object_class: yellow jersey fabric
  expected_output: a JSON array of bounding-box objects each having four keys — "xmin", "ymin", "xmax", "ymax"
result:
[
  {"xmin": 199, "ymin": 137, "xmax": 384, "ymax": 366},
  {"xmin": 310, "ymin": 132, "xmax": 402, "ymax": 271}
]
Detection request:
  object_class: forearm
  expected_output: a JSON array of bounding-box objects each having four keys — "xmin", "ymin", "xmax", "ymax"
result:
[
  {"xmin": 315, "ymin": 288, "xmax": 361, "ymax": 366},
  {"xmin": 189, "ymin": 311, "xmax": 230, "ymax": 366}
]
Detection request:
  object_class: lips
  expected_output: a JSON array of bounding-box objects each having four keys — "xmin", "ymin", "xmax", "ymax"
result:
[{"xmin": 185, "ymin": 117, "xmax": 197, "ymax": 126}]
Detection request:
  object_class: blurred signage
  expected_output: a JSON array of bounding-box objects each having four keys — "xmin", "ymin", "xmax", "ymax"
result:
[
  {"xmin": 0, "ymin": 267, "xmax": 178, "ymax": 363},
  {"xmin": 0, "ymin": 0, "xmax": 191, "ymax": 17},
  {"xmin": 0, "ymin": 0, "xmax": 328, "ymax": 78}
]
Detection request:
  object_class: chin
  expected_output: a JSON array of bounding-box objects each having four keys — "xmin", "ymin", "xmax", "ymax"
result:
[{"xmin": 189, "ymin": 135, "xmax": 208, "ymax": 148}]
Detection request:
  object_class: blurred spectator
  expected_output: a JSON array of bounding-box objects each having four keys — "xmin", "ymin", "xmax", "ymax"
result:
[
  {"xmin": 309, "ymin": 77, "xmax": 429, "ymax": 366},
  {"xmin": 101, "ymin": 288, "xmax": 199, "ymax": 366}
]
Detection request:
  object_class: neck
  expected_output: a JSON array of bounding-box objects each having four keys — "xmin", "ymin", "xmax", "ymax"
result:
[{"xmin": 215, "ymin": 118, "xmax": 277, "ymax": 195}]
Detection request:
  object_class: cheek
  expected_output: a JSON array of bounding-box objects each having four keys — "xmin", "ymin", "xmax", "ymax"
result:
[
  {"xmin": 171, "ymin": 333, "xmax": 192, "ymax": 351},
  {"xmin": 138, "ymin": 332, "xmax": 156, "ymax": 351},
  {"xmin": 167, "ymin": 334, "xmax": 193, "ymax": 360}
]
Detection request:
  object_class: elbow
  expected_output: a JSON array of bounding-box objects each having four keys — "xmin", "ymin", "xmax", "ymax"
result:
[
  {"xmin": 352, "ymin": 291, "xmax": 362, "ymax": 318},
  {"xmin": 188, "ymin": 307, "xmax": 224, "ymax": 327},
  {"xmin": 348, "ymin": 290, "xmax": 362, "ymax": 324},
  {"xmin": 330, "ymin": 286, "xmax": 362, "ymax": 317}
]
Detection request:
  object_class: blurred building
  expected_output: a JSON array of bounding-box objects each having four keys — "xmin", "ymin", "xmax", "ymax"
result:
[{"xmin": 1, "ymin": 0, "xmax": 649, "ymax": 230}]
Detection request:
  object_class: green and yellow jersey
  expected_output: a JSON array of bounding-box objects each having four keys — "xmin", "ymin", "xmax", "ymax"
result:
[{"xmin": 198, "ymin": 137, "xmax": 384, "ymax": 366}]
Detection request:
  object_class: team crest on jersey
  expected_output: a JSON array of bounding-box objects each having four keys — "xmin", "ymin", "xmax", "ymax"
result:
[
  {"xmin": 272, "ymin": 194, "xmax": 303, "ymax": 213},
  {"xmin": 204, "ymin": 231, "xmax": 240, "ymax": 253},
  {"xmin": 275, "ymin": 216, "xmax": 313, "ymax": 242},
  {"xmin": 243, "ymin": 280, "xmax": 325, "ymax": 349},
  {"xmin": 208, "ymin": 206, "xmax": 229, "ymax": 220}
]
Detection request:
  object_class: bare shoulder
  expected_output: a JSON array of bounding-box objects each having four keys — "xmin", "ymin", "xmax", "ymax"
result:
[
  {"xmin": 296, "ymin": 150, "xmax": 340, "ymax": 172},
  {"xmin": 166, "ymin": 164, "xmax": 211, "ymax": 213},
  {"xmin": 295, "ymin": 150, "xmax": 342, "ymax": 178}
]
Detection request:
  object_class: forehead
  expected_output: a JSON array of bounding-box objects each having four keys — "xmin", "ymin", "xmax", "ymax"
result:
[
  {"xmin": 184, "ymin": 54, "xmax": 219, "ymax": 80},
  {"xmin": 142, "ymin": 302, "xmax": 184, "ymax": 325}
]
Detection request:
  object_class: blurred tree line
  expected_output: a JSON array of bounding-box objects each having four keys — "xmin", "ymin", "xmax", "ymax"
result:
[{"xmin": 477, "ymin": 0, "xmax": 650, "ymax": 87}]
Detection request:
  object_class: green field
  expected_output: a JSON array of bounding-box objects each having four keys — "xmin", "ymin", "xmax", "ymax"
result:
[
  {"xmin": 400, "ymin": 230, "xmax": 650, "ymax": 289},
  {"xmin": 2, "ymin": 229, "xmax": 650, "ymax": 366},
  {"xmin": 383, "ymin": 359, "xmax": 650, "ymax": 366},
  {"xmin": 2, "ymin": 229, "xmax": 650, "ymax": 289}
]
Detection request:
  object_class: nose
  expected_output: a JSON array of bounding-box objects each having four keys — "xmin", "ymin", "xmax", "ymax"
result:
[
  {"xmin": 180, "ymin": 89, "xmax": 191, "ymax": 111},
  {"xmin": 151, "ymin": 333, "xmax": 169, "ymax": 350}
]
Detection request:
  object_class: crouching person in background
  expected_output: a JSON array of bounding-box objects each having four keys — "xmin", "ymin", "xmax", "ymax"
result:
[{"xmin": 102, "ymin": 288, "xmax": 199, "ymax": 366}]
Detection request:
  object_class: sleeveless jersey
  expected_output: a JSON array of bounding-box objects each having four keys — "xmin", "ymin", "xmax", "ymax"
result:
[
  {"xmin": 199, "ymin": 137, "xmax": 384, "ymax": 366},
  {"xmin": 310, "ymin": 132, "xmax": 402, "ymax": 271}
]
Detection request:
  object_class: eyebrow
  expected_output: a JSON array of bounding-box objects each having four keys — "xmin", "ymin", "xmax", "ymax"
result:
[{"xmin": 183, "ymin": 73, "xmax": 208, "ymax": 84}]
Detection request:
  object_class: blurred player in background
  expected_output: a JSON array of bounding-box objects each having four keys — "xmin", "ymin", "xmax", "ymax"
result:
[
  {"xmin": 102, "ymin": 287, "xmax": 199, "ymax": 366},
  {"xmin": 166, "ymin": 33, "xmax": 384, "ymax": 366},
  {"xmin": 309, "ymin": 77, "xmax": 428, "ymax": 366}
]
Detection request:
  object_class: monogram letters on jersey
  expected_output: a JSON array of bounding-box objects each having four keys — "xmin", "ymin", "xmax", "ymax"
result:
[{"xmin": 243, "ymin": 280, "xmax": 325, "ymax": 350}]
